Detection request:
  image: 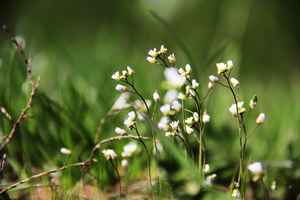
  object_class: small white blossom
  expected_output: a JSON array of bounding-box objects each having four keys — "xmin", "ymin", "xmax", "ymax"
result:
[
  {"xmin": 249, "ymin": 96, "xmax": 258, "ymax": 109},
  {"xmin": 111, "ymin": 93, "xmax": 130, "ymax": 111},
  {"xmin": 164, "ymin": 90, "xmax": 178, "ymax": 103},
  {"xmin": 102, "ymin": 149, "xmax": 117, "ymax": 160},
  {"xmin": 126, "ymin": 66, "xmax": 134, "ymax": 75},
  {"xmin": 227, "ymin": 60, "xmax": 234, "ymax": 70},
  {"xmin": 229, "ymin": 101, "xmax": 246, "ymax": 116},
  {"xmin": 160, "ymin": 104, "xmax": 172, "ymax": 115},
  {"xmin": 230, "ymin": 77, "xmax": 239, "ymax": 87},
  {"xmin": 167, "ymin": 53, "xmax": 176, "ymax": 63},
  {"xmin": 202, "ymin": 112, "xmax": 210, "ymax": 123},
  {"xmin": 153, "ymin": 90, "xmax": 160, "ymax": 102},
  {"xmin": 60, "ymin": 147, "xmax": 71, "ymax": 155},
  {"xmin": 248, "ymin": 162, "xmax": 264, "ymax": 181},
  {"xmin": 164, "ymin": 67, "xmax": 186, "ymax": 88},
  {"xmin": 208, "ymin": 81, "xmax": 214, "ymax": 89},
  {"xmin": 186, "ymin": 85, "xmax": 196, "ymax": 97},
  {"xmin": 256, "ymin": 113, "xmax": 266, "ymax": 124},
  {"xmin": 178, "ymin": 64, "xmax": 192, "ymax": 78},
  {"xmin": 216, "ymin": 63, "xmax": 227, "ymax": 74},
  {"xmin": 178, "ymin": 92, "xmax": 186, "ymax": 100},
  {"xmin": 203, "ymin": 164, "xmax": 210, "ymax": 173},
  {"xmin": 209, "ymin": 75, "xmax": 219, "ymax": 82},
  {"xmin": 112, "ymin": 71, "xmax": 121, "ymax": 80},
  {"xmin": 204, "ymin": 174, "xmax": 217, "ymax": 186},
  {"xmin": 146, "ymin": 56, "xmax": 157, "ymax": 64},
  {"xmin": 185, "ymin": 117, "xmax": 194, "ymax": 125},
  {"xmin": 193, "ymin": 112, "xmax": 199, "ymax": 122},
  {"xmin": 170, "ymin": 120, "xmax": 179, "ymax": 130},
  {"xmin": 122, "ymin": 142, "xmax": 138, "ymax": 157},
  {"xmin": 185, "ymin": 125, "xmax": 194, "ymax": 134},
  {"xmin": 159, "ymin": 45, "xmax": 168, "ymax": 54},
  {"xmin": 191, "ymin": 79, "xmax": 199, "ymax": 89},
  {"xmin": 115, "ymin": 84, "xmax": 128, "ymax": 92},
  {"xmin": 121, "ymin": 159, "xmax": 129, "ymax": 167},
  {"xmin": 232, "ymin": 189, "xmax": 241, "ymax": 199},
  {"xmin": 115, "ymin": 127, "xmax": 127, "ymax": 136},
  {"xmin": 248, "ymin": 162, "xmax": 264, "ymax": 174},
  {"xmin": 158, "ymin": 116, "xmax": 170, "ymax": 131},
  {"xmin": 148, "ymin": 48, "xmax": 159, "ymax": 57},
  {"xmin": 124, "ymin": 111, "xmax": 136, "ymax": 128},
  {"xmin": 171, "ymin": 100, "xmax": 182, "ymax": 112}
]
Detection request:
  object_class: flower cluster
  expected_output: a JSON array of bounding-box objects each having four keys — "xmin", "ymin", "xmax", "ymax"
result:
[{"xmin": 146, "ymin": 45, "xmax": 168, "ymax": 64}]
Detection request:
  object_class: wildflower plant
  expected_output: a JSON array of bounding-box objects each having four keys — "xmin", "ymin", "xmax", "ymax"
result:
[{"xmin": 0, "ymin": 29, "xmax": 270, "ymax": 200}]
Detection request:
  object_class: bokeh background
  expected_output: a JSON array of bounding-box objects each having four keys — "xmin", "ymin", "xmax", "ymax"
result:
[{"xmin": 1, "ymin": 0, "xmax": 300, "ymax": 199}]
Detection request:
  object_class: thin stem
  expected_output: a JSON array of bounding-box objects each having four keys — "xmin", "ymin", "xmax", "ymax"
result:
[
  {"xmin": 124, "ymin": 81, "xmax": 150, "ymax": 114},
  {"xmin": 109, "ymin": 159, "xmax": 122, "ymax": 198},
  {"xmin": 134, "ymin": 125, "xmax": 153, "ymax": 188}
]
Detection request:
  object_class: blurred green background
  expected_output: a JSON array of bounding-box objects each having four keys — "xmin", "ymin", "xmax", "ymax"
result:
[{"xmin": 1, "ymin": 0, "xmax": 300, "ymax": 199}]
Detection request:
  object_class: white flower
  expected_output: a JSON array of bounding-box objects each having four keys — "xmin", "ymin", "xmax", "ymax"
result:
[
  {"xmin": 247, "ymin": 162, "xmax": 264, "ymax": 174},
  {"xmin": 185, "ymin": 125, "xmax": 194, "ymax": 134},
  {"xmin": 158, "ymin": 116, "xmax": 170, "ymax": 131},
  {"xmin": 126, "ymin": 66, "xmax": 134, "ymax": 75},
  {"xmin": 146, "ymin": 56, "xmax": 157, "ymax": 64},
  {"xmin": 60, "ymin": 147, "xmax": 71, "ymax": 155},
  {"xmin": 164, "ymin": 90, "xmax": 178, "ymax": 103},
  {"xmin": 232, "ymin": 189, "xmax": 241, "ymax": 199},
  {"xmin": 115, "ymin": 127, "xmax": 126, "ymax": 136},
  {"xmin": 209, "ymin": 75, "xmax": 219, "ymax": 82},
  {"xmin": 122, "ymin": 142, "xmax": 138, "ymax": 157},
  {"xmin": 159, "ymin": 45, "xmax": 168, "ymax": 54},
  {"xmin": 229, "ymin": 101, "xmax": 246, "ymax": 116},
  {"xmin": 170, "ymin": 120, "xmax": 179, "ymax": 130},
  {"xmin": 178, "ymin": 92, "xmax": 186, "ymax": 100},
  {"xmin": 111, "ymin": 93, "xmax": 130, "ymax": 111},
  {"xmin": 102, "ymin": 149, "xmax": 117, "ymax": 160},
  {"xmin": 227, "ymin": 60, "xmax": 234, "ymax": 70},
  {"xmin": 178, "ymin": 64, "xmax": 192, "ymax": 78},
  {"xmin": 256, "ymin": 113, "xmax": 266, "ymax": 124},
  {"xmin": 124, "ymin": 111, "xmax": 136, "ymax": 128},
  {"xmin": 164, "ymin": 67, "xmax": 186, "ymax": 88},
  {"xmin": 208, "ymin": 82, "xmax": 214, "ymax": 89},
  {"xmin": 153, "ymin": 90, "xmax": 160, "ymax": 102},
  {"xmin": 168, "ymin": 53, "xmax": 176, "ymax": 63},
  {"xmin": 204, "ymin": 174, "xmax": 216, "ymax": 186},
  {"xmin": 202, "ymin": 112, "xmax": 210, "ymax": 123},
  {"xmin": 15, "ymin": 36, "xmax": 26, "ymax": 49},
  {"xmin": 203, "ymin": 164, "xmax": 210, "ymax": 173},
  {"xmin": 112, "ymin": 71, "xmax": 121, "ymax": 80},
  {"xmin": 171, "ymin": 100, "xmax": 182, "ymax": 112},
  {"xmin": 230, "ymin": 77, "xmax": 239, "ymax": 87},
  {"xmin": 148, "ymin": 48, "xmax": 158, "ymax": 57},
  {"xmin": 216, "ymin": 60, "xmax": 234, "ymax": 75},
  {"xmin": 165, "ymin": 131, "xmax": 176, "ymax": 137},
  {"xmin": 216, "ymin": 63, "xmax": 227, "ymax": 74},
  {"xmin": 192, "ymin": 79, "xmax": 199, "ymax": 89},
  {"xmin": 249, "ymin": 95, "xmax": 258, "ymax": 109},
  {"xmin": 160, "ymin": 104, "xmax": 171, "ymax": 115},
  {"xmin": 185, "ymin": 117, "xmax": 194, "ymax": 125},
  {"xmin": 115, "ymin": 84, "xmax": 127, "ymax": 92},
  {"xmin": 193, "ymin": 112, "xmax": 199, "ymax": 122},
  {"xmin": 121, "ymin": 159, "xmax": 129, "ymax": 167},
  {"xmin": 185, "ymin": 85, "xmax": 196, "ymax": 97}
]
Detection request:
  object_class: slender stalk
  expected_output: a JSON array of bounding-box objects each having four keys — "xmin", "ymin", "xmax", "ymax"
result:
[
  {"xmin": 109, "ymin": 159, "xmax": 122, "ymax": 198},
  {"xmin": 224, "ymin": 74, "xmax": 248, "ymax": 198},
  {"xmin": 134, "ymin": 125, "xmax": 153, "ymax": 188}
]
